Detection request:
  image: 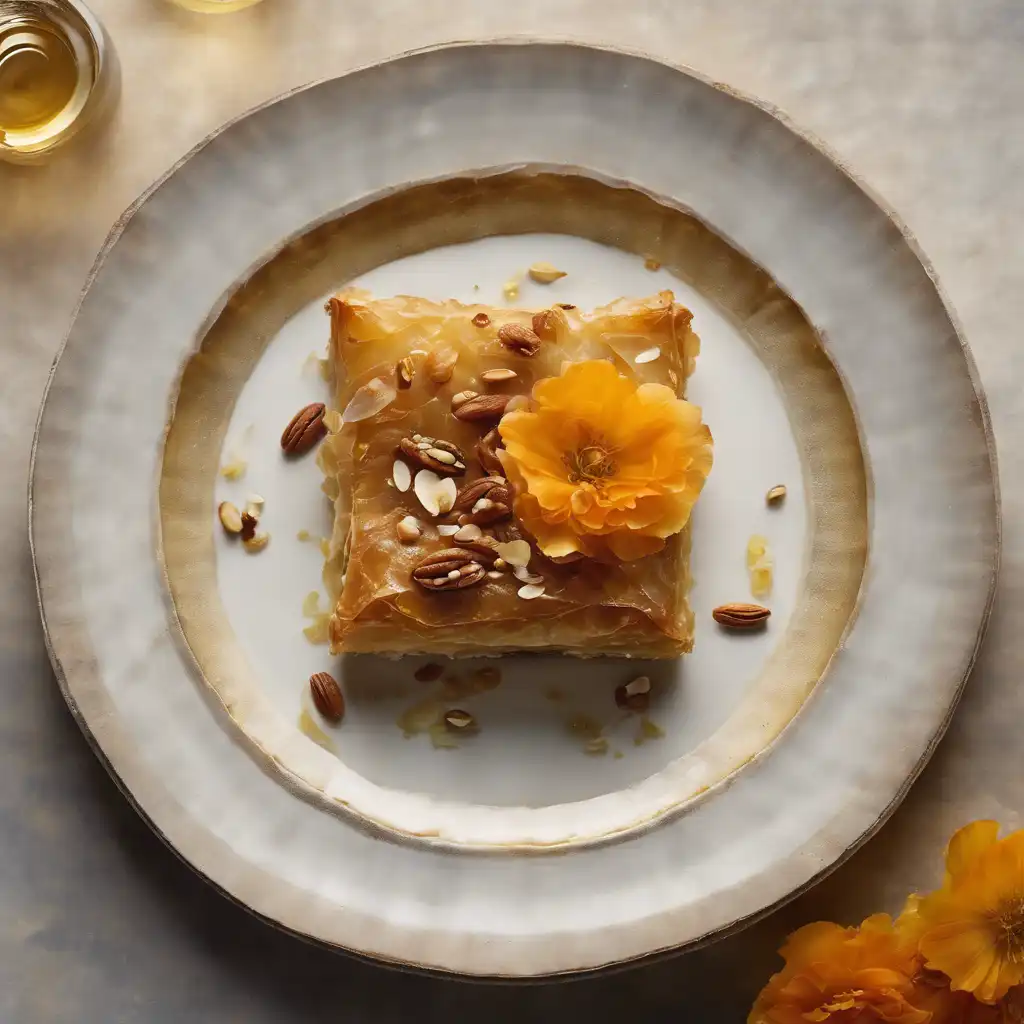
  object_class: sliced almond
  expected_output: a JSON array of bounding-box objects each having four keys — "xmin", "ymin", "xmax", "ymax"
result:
[
  {"xmin": 414, "ymin": 470, "xmax": 458, "ymax": 518},
  {"xmin": 517, "ymin": 583, "xmax": 545, "ymax": 600},
  {"xmin": 528, "ymin": 262, "xmax": 567, "ymax": 284},
  {"xmin": 219, "ymin": 457, "xmax": 247, "ymax": 481},
  {"xmin": 496, "ymin": 539, "xmax": 531, "ymax": 567},
  {"xmin": 392, "ymin": 459, "xmax": 412, "ymax": 492},
  {"xmin": 512, "ymin": 564, "xmax": 544, "ymax": 585},
  {"xmin": 766, "ymin": 484, "xmax": 787, "ymax": 505},
  {"xmin": 218, "ymin": 501, "xmax": 243, "ymax": 535},
  {"xmin": 437, "ymin": 524, "xmax": 460, "ymax": 537},
  {"xmin": 453, "ymin": 523, "xmax": 484, "ymax": 543},
  {"xmin": 243, "ymin": 532, "xmax": 270, "ymax": 553},
  {"xmin": 635, "ymin": 346, "xmax": 661, "ymax": 364},
  {"xmin": 481, "ymin": 368, "xmax": 518, "ymax": 384},
  {"xmin": 396, "ymin": 516, "xmax": 422, "ymax": 543}
]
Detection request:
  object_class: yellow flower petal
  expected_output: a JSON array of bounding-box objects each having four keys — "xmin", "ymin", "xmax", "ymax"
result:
[
  {"xmin": 499, "ymin": 360, "xmax": 712, "ymax": 561},
  {"xmin": 946, "ymin": 821, "xmax": 1001, "ymax": 884}
]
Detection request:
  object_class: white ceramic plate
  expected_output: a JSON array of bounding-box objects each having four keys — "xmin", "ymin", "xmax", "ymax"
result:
[{"xmin": 30, "ymin": 42, "xmax": 998, "ymax": 976}]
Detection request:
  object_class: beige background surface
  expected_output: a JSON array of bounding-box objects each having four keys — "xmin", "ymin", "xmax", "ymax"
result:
[{"xmin": 2, "ymin": 1, "xmax": 1021, "ymax": 1020}]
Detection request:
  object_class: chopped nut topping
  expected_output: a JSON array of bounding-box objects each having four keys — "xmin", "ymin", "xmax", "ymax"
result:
[
  {"xmin": 396, "ymin": 516, "xmax": 422, "ymax": 543},
  {"xmin": 392, "ymin": 459, "xmax": 412, "ymax": 492},
  {"xmin": 424, "ymin": 346, "xmax": 459, "ymax": 383},
  {"xmin": 766, "ymin": 484, "xmax": 787, "ymax": 505},
  {"xmin": 218, "ymin": 501, "xmax": 243, "ymax": 535},
  {"xmin": 396, "ymin": 356, "xmax": 416, "ymax": 389},
  {"xmin": 472, "ymin": 312, "xmax": 491, "ymax": 328},
  {"xmin": 481, "ymin": 368, "xmax": 518, "ymax": 384},
  {"xmin": 243, "ymin": 532, "xmax": 270, "ymax": 553},
  {"xmin": 528, "ymin": 262, "xmax": 567, "ymax": 284}
]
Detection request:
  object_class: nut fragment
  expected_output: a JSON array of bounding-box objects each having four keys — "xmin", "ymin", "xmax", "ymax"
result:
[
  {"xmin": 531, "ymin": 306, "xmax": 568, "ymax": 342},
  {"xmin": 396, "ymin": 356, "xmax": 416, "ymax": 389},
  {"xmin": 502, "ymin": 277, "xmax": 520, "ymax": 302},
  {"xmin": 309, "ymin": 671, "xmax": 345, "ymax": 722},
  {"xmin": 243, "ymin": 532, "xmax": 270, "ymax": 553},
  {"xmin": 392, "ymin": 459, "xmax": 412, "ymax": 492},
  {"xmin": 476, "ymin": 428, "xmax": 506, "ymax": 477},
  {"xmin": 398, "ymin": 436, "xmax": 467, "ymax": 477},
  {"xmin": 281, "ymin": 402, "xmax": 327, "ymax": 455},
  {"xmin": 517, "ymin": 583, "xmax": 546, "ymax": 600},
  {"xmin": 512, "ymin": 565, "xmax": 544, "ymax": 585},
  {"xmin": 413, "ymin": 470, "xmax": 459, "ymax": 518},
  {"xmin": 644, "ymin": 256, "xmax": 662, "ymax": 271},
  {"xmin": 240, "ymin": 511, "xmax": 258, "ymax": 542},
  {"xmin": 712, "ymin": 603, "xmax": 771, "ymax": 630},
  {"xmin": 481, "ymin": 368, "xmax": 518, "ymax": 384},
  {"xmin": 615, "ymin": 675, "xmax": 652, "ymax": 712},
  {"xmin": 495, "ymin": 539, "xmax": 531, "ymax": 567},
  {"xmin": 766, "ymin": 484, "xmax": 787, "ymax": 505},
  {"xmin": 444, "ymin": 708, "xmax": 476, "ymax": 731},
  {"xmin": 451, "ymin": 392, "xmax": 511, "ymax": 422},
  {"xmin": 453, "ymin": 523, "xmax": 483, "ymax": 543},
  {"xmin": 635, "ymin": 346, "xmax": 661, "ymax": 364},
  {"xmin": 218, "ymin": 501, "xmax": 243, "ymax": 535},
  {"xmin": 498, "ymin": 322, "xmax": 542, "ymax": 356},
  {"xmin": 396, "ymin": 515, "xmax": 422, "ymax": 543},
  {"xmin": 472, "ymin": 313, "xmax": 491, "ymax": 328},
  {"xmin": 452, "ymin": 476, "xmax": 511, "ymax": 514},
  {"xmin": 424, "ymin": 346, "xmax": 459, "ymax": 383},
  {"xmin": 528, "ymin": 262, "xmax": 567, "ymax": 284},
  {"xmin": 412, "ymin": 549, "xmax": 487, "ymax": 591}
]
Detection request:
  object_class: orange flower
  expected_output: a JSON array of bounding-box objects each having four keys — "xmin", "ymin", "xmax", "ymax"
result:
[
  {"xmin": 748, "ymin": 914, "xmax": 931, "ymax": 1024},
  {"xmin": 896, "ymin": 822, "xmax": 1024, "ymax": 1004},
  {"xmin": 497, "ymin": 360, "xmax": 713, "ymax": 561}
]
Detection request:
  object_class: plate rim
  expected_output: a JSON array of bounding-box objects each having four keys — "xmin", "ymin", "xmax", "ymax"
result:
[{"xmin": 28, "ymin": 37, "xmax": 1001, "ymax": 977}]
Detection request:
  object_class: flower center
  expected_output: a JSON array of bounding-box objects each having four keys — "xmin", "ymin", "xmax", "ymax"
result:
[
  {"xmin": 995, "ymin": 897, "xmax": 1024, "ymax": 964},
  {"xmin": 564, "ymin": 440, "xmax": 617, "ymax": 484}
]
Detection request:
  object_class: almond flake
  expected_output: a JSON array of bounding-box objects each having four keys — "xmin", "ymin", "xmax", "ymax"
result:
[
  {"xmin": 495, "ymin": 539, "xmax": 531, "ymax": 567},
  {"xmin": 436, "ymin": 524, "xmax": 460, "ymax": 537},
  {"xmin": 392, "ymin": 459, "xmax": 412, "ymax": 492},
  {"xmin": 517, "ymin": 583, "xmax": 545, "ymax": 600},
  {"xmin": 396, "ymin": 516, "xmax": 422, "ymax": 543},
  {"xmin": 624, "ymin": 675, "xmax": 651, "ymax": 696},
  {"xmin": 513, "ymin": 565, "xmax": 544, "ymax": 585},
  {"xmin": 635, "ymin": 346, "xmax": 661, "ymax": 364},
  {"xmin": 413, "ymin": 470, "xmax": 458, "ymax": 518},
  {"xmin": 218, "ymin": 501, "xmax": 243, "ymax": 535}
]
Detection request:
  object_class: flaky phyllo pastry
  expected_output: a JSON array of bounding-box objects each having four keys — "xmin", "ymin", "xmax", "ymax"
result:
[{"xmin": 317, "ymin": 290, "xmax": 713, "ymax": 658}]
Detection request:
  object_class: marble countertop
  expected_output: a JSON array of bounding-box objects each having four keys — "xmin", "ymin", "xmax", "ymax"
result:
[{"xmin": 3, "ymin": 1, "xmax": 1022, "ymax": 1020}]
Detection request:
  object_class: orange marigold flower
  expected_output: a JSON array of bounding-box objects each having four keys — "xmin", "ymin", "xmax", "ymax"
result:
[
  {"xmin": 748, "ymin": 914, "xmax": 931, "ymax": 1024},
  {"xmin": 896, "ymin": 822, "xmax": 1024, "ymax": 1004},
  {"xmin": 497, "ymin": 359, "xmax": 713, "ymax": 561}
]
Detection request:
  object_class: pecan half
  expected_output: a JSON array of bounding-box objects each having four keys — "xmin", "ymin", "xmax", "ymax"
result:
[
  {"xmin": 451, "ymin": 392, "xmax": 511, "ymax": 422},
  {"xmin": 476, "ymin": 428, "xmax": 506, "ymax": 477},
  {"xmin": 412, "ymin": 549, "xmax": 487, "ymax": 591},
  {"xmin": 397, "ymin": 436, "xmax": 467, "ymax": 476},
  {"xmin": 712, "ymin": 603, "xmax": 771, "ymax": 630},
  {"xmin": 281, "ymin": 402, "xmax": 326, "ymax": 455},
  {"xmin": 452, "ymin": 476, "xmax": 511, "ymax": 513},
  {"xmin": 497, "ymin": 322, "xmax": 542, "ymax": 356}
]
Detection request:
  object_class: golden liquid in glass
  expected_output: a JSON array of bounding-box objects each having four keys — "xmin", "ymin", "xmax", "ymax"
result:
[{"xmin": 0, "ymin": 21, "xmax": 78, "ymax": 135}]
